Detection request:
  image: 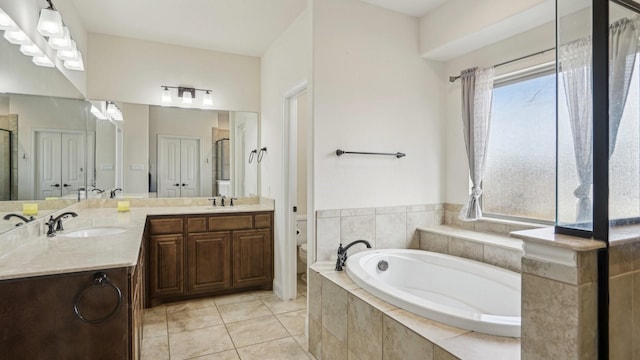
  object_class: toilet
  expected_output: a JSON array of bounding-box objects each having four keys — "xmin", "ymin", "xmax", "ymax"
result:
[{"xmin": 298, "ymin": 243, "xmax": 308, "ymax": 283}]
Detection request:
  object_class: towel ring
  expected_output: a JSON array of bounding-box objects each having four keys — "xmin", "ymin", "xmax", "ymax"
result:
[
  {"xmin": 248, "ymin": 149, "xmax": 257, "ymax": 164},
  {"xmin": 257, "ymin": 147, "xmax": 267, "ymax": 163},
  {"xmin": 73, "ymin": 272, "xmax": 122, "ymax": 325}
]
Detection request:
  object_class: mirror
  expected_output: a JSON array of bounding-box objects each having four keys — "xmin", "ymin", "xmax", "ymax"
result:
[{"xmin": 147, "ymin": 105, "xmax": 258, "ymax": 198}]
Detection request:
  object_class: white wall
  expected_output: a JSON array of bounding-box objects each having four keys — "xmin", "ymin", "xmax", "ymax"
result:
[
  {"xmin": 443, "ymin": 21, "xmax": 555, "ymax": 205},
  {"xmin": 261, "ymin": 7, "xmax": 311, "ymax": 297},
  {"xmin": 313, "ymin": 0, "xmax": 445, "ymax": 211},
  {"xmin": 148, "ymin": 106, "xmax": 218, "ymax": 196},
  {"xmin": 87, "ymin": 34, "xmax": 261, "ymax": 112},
  {"xmin": 296, "ymin": 92, "xmax": 308, "ymax": 215},
  {"xmin": 95, "ymin": 120, "xmax": 116, "ymax": 190},
  {"xmin": 122, "ymin": 103, "xmax": 149, "ymax": 194}
]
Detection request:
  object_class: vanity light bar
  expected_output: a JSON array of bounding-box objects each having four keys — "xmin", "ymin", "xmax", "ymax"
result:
[
  {"xmin": 34, "ymin": 0, "xmax": 85, "ymax": 72},
  {"xmin": 160, "ymin": 86, "xmax": 214, "ymax": 108},
  {"xmin": 0, "ymin": 7, "xmax": 55, "ymax": 69}
]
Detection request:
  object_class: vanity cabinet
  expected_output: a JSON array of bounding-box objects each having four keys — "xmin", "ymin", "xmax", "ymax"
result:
[
  {"xmin": 146, "ymin": 211, "xmax": 273, "ymax": 307},
  {"xmin": 0, "ymin": 247, "xmax": 144, "ymax": 360}
]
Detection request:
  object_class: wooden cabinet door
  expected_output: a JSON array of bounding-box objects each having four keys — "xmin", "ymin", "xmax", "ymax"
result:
[
  {"xmin": 187, "ymin": 232, "xmax": 232, "ymax": 294},
  {"xmin": 149, "ymin": 234, "xmax": 184, "ymax": 298},
  {"xmin": 232, "ymin": 229, "xmax": 272, "ymax": 288}
]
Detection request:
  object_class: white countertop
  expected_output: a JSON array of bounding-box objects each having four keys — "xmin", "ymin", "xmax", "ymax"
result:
[{"xmin": 0, "ymin": 204, "xmax": 273, "ymax": 281}]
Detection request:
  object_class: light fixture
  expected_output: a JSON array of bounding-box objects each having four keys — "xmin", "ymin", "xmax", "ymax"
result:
[
  {"xmin": 37, "ymin": 1, "xmax": 63, "ymax": 38},
  {"xmin": 48, "ymin": 26, "xmax": 72, "ymax": 50},
  {"xmin": 32, "ymin": 54, "xmax": 54, "ymax": 68},
  {"xmin": 4, "ymin": 29, "xmax": 31, "ymax": 45},
  {"xmin": 160, "ymin": 86, "xmax": 213, "ymax": 107},
  {"xmin": 19, "ymin": 42, "xmax": 43, "ymax": 57},
  {"xmin": 56, "ymin": 39, "xmax": 78, "ymax": 61},
  {"xmin": 161, "ymin": 86, "xmax": 172, "ymax": 103},
  {"xmin": 0, "ymin": 8, "xmax": 18, "ymax": 31},
  {"xmin": 64, "ymin": 51, "xmax": 84, "ymax": 71},
  {"xmin": 111, "ymin": 108, "xmax": 123, "ymax": 121},
  {"xmin": 90, "ymin": 105, "xmax": 108, "ymax": 120},
  {"xmin": 106, "ymin": 101, "xmax": 117, "ymax": 115},
  {"xmin": 180, "ymin": 88, "xmax": 194, "ymax": 105},
  {"xmin": 202, "ymin": 91, "xmax": 213, "ymax": 106}
]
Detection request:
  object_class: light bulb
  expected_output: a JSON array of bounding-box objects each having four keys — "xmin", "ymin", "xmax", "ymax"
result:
[
  {"xmin": 0, "ymin": 8, "xmax": 18, "ymax": 31},
  {"xmin": 48, "ymin": 27, "xmax": 72, "ymax": 50},
  {"xmin": 20, "ymin": 43, "xmax": 42, "ymax": 57},
  {"xmin": 161, "ymin": 87, "xmax": 172, "ymax": 102},
  {"xmin": 57, "ymin": 40, "xmax": 78, "ymax": 61},
  {"xmin": 37, "ymin": 8, "xmax": 63, "ymax": 38},
  {"xmin": 91, "ymin": 105, "xmax": 108, "ymax": 120},
  {"xmin": 182, "ymin": 91, "xmax": 193, "ymax": 105},
  {"xmin": 32, "ymin": 54, "xmax": 54, "ymax": 68},
  {"xmin": 107, "ymin": 102, "xmax": 117, "ymax": 115},
  {"xmin": 202, "ymin": 91, "xmax": 213, "ymax": 106},
  {"xmin": 4, "ymin": 29, "xmax": 31, "ymax": 45},
  {"xmin": 63, "ymin": 51, "xmax": 84, "ymax": 71}
]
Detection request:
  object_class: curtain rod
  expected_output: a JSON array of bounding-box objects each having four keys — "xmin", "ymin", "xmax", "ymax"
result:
[{"xmin": 448, "ymin": 47, "xmax": 556, "ymax": 83}]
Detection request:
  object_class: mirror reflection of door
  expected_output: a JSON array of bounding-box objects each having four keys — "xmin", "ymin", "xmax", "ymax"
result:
[
  {"xmin": 0, "ymin": 130, "xmax": 10, "ymax": 200},
  {"xmin": 35, "ymin": 131, "xmax": 85, "ymax": 199},
  {"xmin": 158, "ymin": 135, "xmax": 200, "ymax": 198}
]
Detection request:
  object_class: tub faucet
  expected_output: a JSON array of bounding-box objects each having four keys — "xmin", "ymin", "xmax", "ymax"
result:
[
  {"xmin": 46, "ymin": 211, "xmax": 78, "ymax": 237},
  {"xmin": 335, "ymin": 240, "xmax": 372, "ymax": 271},
  {"xmin": 3, "ymin": 213, "xmax": 35, "ymax": 226}
]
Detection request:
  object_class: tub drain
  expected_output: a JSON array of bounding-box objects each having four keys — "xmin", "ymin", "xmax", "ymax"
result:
[{"xmin": 377, "ymin": 260, "xmax": 389, "ymax": 271}]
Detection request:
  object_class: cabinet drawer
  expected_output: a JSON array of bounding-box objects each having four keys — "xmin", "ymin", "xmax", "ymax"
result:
[
  {"xmin": 187, "ymin": 217, "xmax": 207, "ymax": 233},
  {"xmin": 209, "ymin": 215, "xmax": 253, "ymax": 231},
  {"xmin": 254, "ymin": 213, "xmax": 272, "ymax": 228},
  {"xmin": 149, "ymin": 218, "xmax": 184, "ymax": 235}
]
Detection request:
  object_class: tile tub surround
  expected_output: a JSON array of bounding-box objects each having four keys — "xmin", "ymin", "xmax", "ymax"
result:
[
  {"xmin": 309, "ymin": 262, "xmax": 520, "ymax": 360},
  {"xmin": 0, "ymin": 200, "xmax": 274, "ymax": 281},
  {"xmin": 418, "ymin": 225, "xmax": 524, "ymax": 272},
  {"xmin": 315, "ymin": 204, "xmax": 443, "ymax": 262},
  {"xmin": 443, "ymin": 203, "xmax": 544, "ymax": 235}
]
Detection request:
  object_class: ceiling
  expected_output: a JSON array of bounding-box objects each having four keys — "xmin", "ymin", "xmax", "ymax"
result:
[{"xmin": 70, "ymin": 0, "xmax": 448, "ymax": 57}]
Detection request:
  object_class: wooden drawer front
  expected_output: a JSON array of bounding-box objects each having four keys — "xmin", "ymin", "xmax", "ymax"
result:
[
  {"xmin": 149, "ymin": 217, "xmax": 184, "ymax": 235},
  {"xmin": 209, "ymin": 215, "xmax": 253, "ymax": 231},
  {"xmin": 187, "ymin": 217, "xmax": 207, "ymax": 233},
  {"xmin": 254, "ymin": 213, "xmax": 272, "ymax": 228}
]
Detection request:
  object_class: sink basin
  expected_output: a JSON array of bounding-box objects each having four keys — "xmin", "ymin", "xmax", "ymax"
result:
[{"xmin": 59, "ymin": 227, "xmax": 127, "ymax": 238}]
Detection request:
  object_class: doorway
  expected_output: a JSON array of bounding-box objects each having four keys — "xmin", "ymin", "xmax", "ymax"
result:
[
  {"xmin": 34, "ymin": 130, "xmax": 85, "ymax": 199},
  {"xmin": 157, "ymin": 135, "xmax": 200, "ymax": 197},
  {"xmin": 282, "ymin": 81, "xmax": 310, "ymax": 300}
]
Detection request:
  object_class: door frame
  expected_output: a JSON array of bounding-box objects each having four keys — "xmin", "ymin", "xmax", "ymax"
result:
[
  {"xmin": 157, "ymin": 134, "xmax": 203, "ymax": 197},
  {"xmin": 281, "ymin": 80, "xmax": 312, "ymax": 300}
]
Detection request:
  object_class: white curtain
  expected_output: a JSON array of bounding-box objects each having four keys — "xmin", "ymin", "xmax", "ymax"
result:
[
  {"xmin": 459, "ymin": 67, "xmax": 495, "ymax": 221},
  {"xmin": 559, "ymin": 17, "xmax": 638, "ymax": 223}
]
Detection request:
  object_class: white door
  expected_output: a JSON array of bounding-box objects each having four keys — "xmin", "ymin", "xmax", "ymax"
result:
[
  {"xmin": 158, "ymin": 136, "xmax": 200, "ymax": 198},
  {"xmin": 36, "ymin": 131, "xmax": 85, "ymax": 199}
]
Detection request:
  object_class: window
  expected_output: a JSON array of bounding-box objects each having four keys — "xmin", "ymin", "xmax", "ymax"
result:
[{"xmin": 482, "ymin": 70, "xmax": 556, "ymax": 222}]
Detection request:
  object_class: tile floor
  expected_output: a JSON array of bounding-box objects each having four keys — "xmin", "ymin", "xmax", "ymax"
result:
[{"xmin": 141, "ymin": 279, "xmax": 314, "ymax": 360}]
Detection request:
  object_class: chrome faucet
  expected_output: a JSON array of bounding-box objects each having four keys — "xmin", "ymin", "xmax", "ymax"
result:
[
  {"xmin": 3, "ymin": 213, "xmax": 35, "ymax": 226},
  {"xmin": 46, "ymin": 211, "xmax": 78, "ymax": 237},
  {"xmin": 109, "ymin": 188, "xmax": 122, "ymax": 199},
  {"xmin": 335, "ymin": 240, "xmax": 372, "ymax": 271}
]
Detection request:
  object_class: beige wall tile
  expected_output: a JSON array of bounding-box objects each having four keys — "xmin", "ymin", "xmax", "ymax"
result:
[
  {"xmin": 436, "ymin": 332, "xmax": 520, "ymax": 360},
  {"xmin": 433, "ymin": 346, "xmax": 459, "ymax": 360},
  {"xmin": 444, "ymin": 210, "xmax": 474, "ymax": 230},
  {"xmin": 448, "ymin": 237, "xmax": 483, "ymax": 262},
  {"xmin": 578, "ymin": 282, "xmax": 597, "ymax": 360},
  {"xmin": 522, "ymin": 273, "xmax": 579, "ymax": 360},
  {"xmin": 376, "ymin": 212, "xmax": 407, "ymax": 249},
  {"xmin": 317, "ymin": 217, "xmax": 341, "ymax": 261},
  {"xmin": 309, "ymin": 270, "xmax": 322, "ymax": 322},
  {"xmin": 384, "ymin": 309, "xmax": 469, "ymax": 342},
  {"xmin": 522, "ymin": 257, "xmax": 578, "ymax": 285},
  {"xmin": 347, "ymin": 294, "xmax": 383, "ymax": 360},
  {"xmin": 341, "ymin": 215, "xmax": 376, "ymax": 252},
  {"xmin": 375, "ymin": 206, "xmax": 406, "ymax": 214},
  {"xmin": 483, "ymin": 245, "xmax": 522, "ymax": 272},
  {"xmin": 419, "ymin": 231, "xmax": 448, "ymax": 254},
  {"xmin": 341, "ymin": 208, "xmax": 375, "ymax": 217},
  {"xmin": 351, "ymin": 288, "xmax": 397, "ymax": 312},
  {"xmin": 324, "ymin": 270, "xmax": 360, "ymax": 291},
  {"xmin": 309, "ymin": 317, "xmax": 322, "ymax": 359},
  {"xmin": 317, "ymin": 209, "xmax": 341, "ymax": 218},
  {"xmin": 609, "ymin": 274, "xmax": 633, "ymax": 359},
  {"xmin": 408, "ymin": 204, "xmax": 435, "ymax": 212},
  {"xmin": 322, "ymin": 326, "xmax": 347, "ymax": 360},
  {"xmin": 473, "ymin": 220, "xmax": 511, "ymax": 235},
  {"xmin": 407, "ymin": 211, "xmax": 435, "ymax": 248},
  {"xmin": 382, "ymin": 315, "xmax": 433, "ymax": 360},
  {"xmin": 610, "ymin": 243, "xmax": 635, "ymax": 277},
  {"xmin": 322, "ymin": 276, "xmax": 349, "ymax": 341},
  {"xmin": 634, "ymin": 272, "xmax": 640, "ymax": 359},
  {"xmin": 577, "ymin": 251, "xmax": 598, "ymax": 285}
]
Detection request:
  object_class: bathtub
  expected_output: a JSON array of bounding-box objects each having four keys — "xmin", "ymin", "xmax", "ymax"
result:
[{"xmin": 346, "ymin": 249, "xmax": 521, "ymax": 337}]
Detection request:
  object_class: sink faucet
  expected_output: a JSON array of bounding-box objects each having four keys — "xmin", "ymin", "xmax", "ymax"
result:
[
  {"xmin": 3, "ymin": 213, "xmax": 35, "ymax": 226},
  {"xmin": 46, "ymin": 211, "xmax": 78, "ymax": 237},
  {"xmin": 220, "ymin": 195, "xmax": 227, "ymax": 207},
  {"xmin": 109, "ymin": 188, "xmax": 122, "ymax": 199},
  {"xmin": 92, "ymin": 188, "xmax": 105, "ymax": 194},
  {"xmin": 335, "ymin": 240, "xmax": 372, "ymax": 271}
]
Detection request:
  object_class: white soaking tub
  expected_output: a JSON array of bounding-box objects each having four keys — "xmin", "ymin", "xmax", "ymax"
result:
[{"xmin": 345, "ymin": 249, "xmax": 521, "ymax": 337}]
